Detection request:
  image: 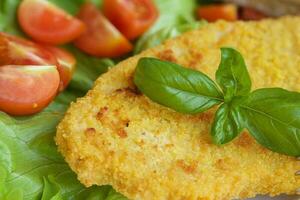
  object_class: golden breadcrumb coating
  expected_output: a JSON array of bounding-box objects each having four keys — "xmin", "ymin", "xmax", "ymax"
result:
[{"xmin": 56, "ymin": 17, "xmax": 300, "ymax": 200}]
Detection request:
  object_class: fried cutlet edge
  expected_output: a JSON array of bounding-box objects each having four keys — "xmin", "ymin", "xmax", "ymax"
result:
[{"xmin": 56, "ymin": 17, "xmax": 300, "ymax": 200}]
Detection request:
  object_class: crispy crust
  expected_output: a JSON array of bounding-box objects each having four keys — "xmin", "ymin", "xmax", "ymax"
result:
[{"xmin": 56, "ymin": 17, "xmax": 300, "ymax": 200}]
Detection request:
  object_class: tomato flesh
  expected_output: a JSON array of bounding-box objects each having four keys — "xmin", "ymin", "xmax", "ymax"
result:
[
  {"xmin": 74, "ymin": 3, "xmax": 133, "ymax": 58},
  {"xmin": 0, "ymin": 32, "xmax": 58, "ymax": 66},
  {"xmin": 240, "ymin": 7, "xmax": 267, "ymax": 21},
  {"xmin": 197, "ymin": 4, "xmax": 238, "ymax": 22},
  {"xmin": 18, "ymin": 0, "xmax": 85, "ymax": 45},
  {"xmin": 44, "ymin": 46, "xmax": 76, "ymax": 91},
  {"xmin": 0, "ymin": 33, "xmax": 76, "ymax": 91},
  {"xmin": 0, "ymin": 65, "xmax": 60, "ymax": 116},
  {"xmin": 103, "ymin": 0, "xmax": 158, "ymax": 40}
]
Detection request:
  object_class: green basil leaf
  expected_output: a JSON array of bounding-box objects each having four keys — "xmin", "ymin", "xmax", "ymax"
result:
[
  {"xmin": 134, "ymin": 57, "xmax": 223, "ymax": 114},
  {"xmin": 241, "ymin": 88, "xmax": 300, "ymax": 156},
  {"xmin": 211, "ymin": 103, "xmax": 243, "ymax": 145},
  {"xmin": 216, "ymin": 48, "xmax": 251, "ymax": 101}
]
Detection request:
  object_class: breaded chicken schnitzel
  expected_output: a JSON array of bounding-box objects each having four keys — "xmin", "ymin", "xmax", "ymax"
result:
[{"xmin": 56, "ymin": 17, "xmax": 300, "ymax": 200}]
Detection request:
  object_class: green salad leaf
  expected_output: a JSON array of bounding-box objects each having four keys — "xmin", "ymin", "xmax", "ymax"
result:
[
  {"xmin": 134, "ymin": 57, "xmax": 223, "ymax": 114},
  {"xmin": 47, "ymin": 0, "xmax": 85, "ymax": 15},
  {"xmin": 0, "ymin": 0, "xmax": 23, "ymax": 35},
  {"xmin": 66, "ymin": 47, "xmax": 114, "ymax": 95},
  {"xmin": 134, "ymin": 21, "xmax": 206, "ymax": 54},
  {"xmin": 41, "ymin": 176, "xmax": 63, "ymax": 200},
  {"xmin": 135, "ymin": 0, "xmax": 198, "ymax": 53},
  {"xmin": 0, "ymin": 93, "xmax": 126, "ymax": 200},
  {"xmin": 149, "ymin": 0, "xmax": 197, "ymax": 34},
  {"xmin": 0, "ymin": 0, "xmax": 200, "ymax": 199}
]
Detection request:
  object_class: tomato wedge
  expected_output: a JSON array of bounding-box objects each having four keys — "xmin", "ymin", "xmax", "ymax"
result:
[
  {"xmin": 103, "ymin": 0, "xmax": 158, "ymax": 40},
  {"xmin": 18, "ymin": 0, "xmax": 85, "ymax": 45},
  {"xmin": 240, "ymin": 7, "xmax": 267, "ymax": 21},
  {"xmin": 0, "ymin": 65, "xmax": 60, "ymax": 116},
  {"xmin": 44, "ymin": 46, "xmax": 76, "ymax": 91},
  {"xmin": 0, "ymin": 32, "xmax": 58, "ymax": 66},
  {"xmin": 197, "ymin": 4, "xmax": 238, "ymax": 22},
  {"xmin": 0, "ymin": 32, "xmax": 76, "ymax": 91},
  {"xmin": 74, "ymin": 3, "xmax": 133, "ymax": 57}
]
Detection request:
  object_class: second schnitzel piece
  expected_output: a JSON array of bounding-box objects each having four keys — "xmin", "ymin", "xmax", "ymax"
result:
[{"xmin": 56, "ymin": 17, "xmax": 300, "ymax": 200}]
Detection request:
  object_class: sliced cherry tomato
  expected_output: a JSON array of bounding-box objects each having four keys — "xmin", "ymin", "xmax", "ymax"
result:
[
  {"xmin": 74, "ymin": 3, "xmax": 133, "ymax": 58},
  {"xmin": 197, "ymin": 4, "xmax": 238, "ymax": 22},
  {"xmin": 18, "ymin": 0, "xmax": 85, "ymax": 45},
  {"xmin": 240, "ymin": 7, "xmax": 267, "ymax": 21},
  {"xmin": 0, "ymin": 65, "xmax": 60, "ymax": 116},
  {"xmin": 44, "ymin": 46, "xmax": 76, "ymax": 91},
  {"xmin": 0, "ymin": 32, "xmax": 58, "ymax": 66},
  {"xmin": 103, "ymin": 0, "xmax": 158, "ymax": 40},
  {"xmin": 0, "ymin": 33, "xmax": 76, "ymax": 91}
]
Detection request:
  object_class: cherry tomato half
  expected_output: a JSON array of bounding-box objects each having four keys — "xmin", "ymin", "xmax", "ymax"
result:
[
  {"xmin": 18, "ymin": 0, "xmax": 85, "ymax": 45},
  {"xmin": 197, "ymin": 4, "xmax": 238, "ymax": 22},
  {"xmin": 74, "ymin": 3, "xmax": 133, "ymax": 58},
  {"xmin": 0, "ymin": 65, "xmax": 60, "ymax": 116},
  {"xmin": 103, "ymin": 0, "xmax": 158, "ymax": 40},
  {"xmin": 44, "ymin": 46, "xmax": 76, "ymax": 91},
  {"xmin": 0, "ymin": 32, "xmax": 58, "ymax": 66},
  {"xmin": 240, "ymin": 7, "xmax": 267, "ymax": 21},
  {"xmin": 0, "ymin": 32, "xmax": 76, "ymax": 91}
]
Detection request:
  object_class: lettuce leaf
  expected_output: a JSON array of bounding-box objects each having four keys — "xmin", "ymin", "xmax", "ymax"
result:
[
  {"xmin": 149, "ymin": 0, "xmax": 197, "ymax": 34},
  {"xmin": 0, "ymin": 92, "xmax": 126, "ymax": 200},
  {"xmin": 0, "ymin": 0, "xmax": 198, "ymax": 199},
  {"xmin": 41, "ymin": 176, "xmax": 63, "ymax": 200},
  {"xmin": 134, "ymin": 0, "xmax": 198, "ymax": 53},
  {"xmin": 66, "ymin": 47, "xmax": 114, "ymax": 95},
  {"xmin": 134, "ymin": 21, "xmax": 206, "ymax": 54}
]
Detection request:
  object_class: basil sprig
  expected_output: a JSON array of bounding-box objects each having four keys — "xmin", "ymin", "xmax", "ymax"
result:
[{"xmin": 134, "ymin": 47, "xmax": 300, "ymax": 157}]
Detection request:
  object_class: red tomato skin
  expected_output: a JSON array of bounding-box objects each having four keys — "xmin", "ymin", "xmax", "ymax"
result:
[
  {"xmin": 44, "ymin": 46, "xmax": 76, "ymax": 91},
  {"xmin": 0, "ymin": 65, "xmax": 60, "ymax": 116},
  {"xmin": 103, "ymin": 0, "xmax": 158, "ymax": 40},
  {"xmin": 197, "ymin": 4, "xmax": 238, "ymax": 22},
  {"xmin": 240, "ymin": 7, "xmax": 267, "ymax": 21},
  {"xmin": 74, "ymin": 3, "xmax": 133, "ymax": 58},
  {"xmin": 18, "ymin": 0, "xmax": 85, "ymax": 45},
  {"xmin": 0, "ymin": 32, "xmax": 58, "ymax": 66},
  {"xmin": 0, "ymin": 33, "xmax": 76, "ymax": 91}
]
